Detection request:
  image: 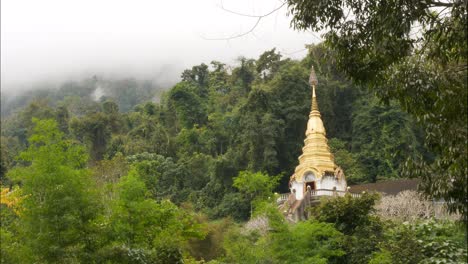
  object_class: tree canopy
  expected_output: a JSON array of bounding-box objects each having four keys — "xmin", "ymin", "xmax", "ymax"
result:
[
  {"xmin": 286, "ymin": 0, "xmax": 467, "ymax": 218},
  {"xmin": 1, "ymin": 42, "xmax": 465, "ymax": 262}
]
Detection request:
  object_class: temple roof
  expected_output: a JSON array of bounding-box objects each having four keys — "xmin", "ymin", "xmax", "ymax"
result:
[
  {"xmin": 348, "ymin": 179, "xmax": 420, "ymax": 195},
  {"xmin": 291, "ymin": 66, "xmax": 337, "ymax": 183}
]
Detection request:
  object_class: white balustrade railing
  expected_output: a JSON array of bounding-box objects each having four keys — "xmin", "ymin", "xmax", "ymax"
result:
[
  {"xmin": 278, "ymin": 193, "xmax": 290, "ymax": 202},
  {"xmin": 277, "ymin": 189, "xmax": 361, "ymax": 202}
]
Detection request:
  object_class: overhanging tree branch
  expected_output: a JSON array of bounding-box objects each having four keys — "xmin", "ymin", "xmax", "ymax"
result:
[
  {"xmin": 220, "ymin": 0, "xmax": 286, "ymax": 18},
  {"xmin": 202, "ymin": 1, "xmax": 286, "ymax": 40}
]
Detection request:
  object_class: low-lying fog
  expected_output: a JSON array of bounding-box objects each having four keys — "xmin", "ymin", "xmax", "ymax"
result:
[{"xmin": 1, "ymin": 0, "xmax": 320, "ymax": 94}]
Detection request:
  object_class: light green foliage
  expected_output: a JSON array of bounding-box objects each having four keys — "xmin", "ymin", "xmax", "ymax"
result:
[
  {"xmin": 233, "ymin": 171, "xmax": 279, "ymax": 218},
  {"xmin": 102, "ymin": 170, "xmax": 205, "ymax": 263},
  {"xmin": 223, "ymin": 226, "xmax": 273, "ymax": 264},
  {"xmin": 222, "ymin": 202, "xmax": 344, "ymax": 264},
  {"xmin": 369, "ymin": 250, "xmax": 393, "ymax": 264},
  {"xmin": 1, "ymin": 194, "xmax": 25, "ymax": 264},
  {"xmin": 233, "ymin": 171, "xmax": 279, "ymax": 202},
  {"xmin": 371, "ymin": 220, "xmax": 467, "ymax": 264},
  {"xmin": 7, "ymin": 119, "xmax": 100, "ymax": 263},
  {"xmin": 272, "ymin": 221, "xmax": 345, "ymax": 264},
  {"xmin": 111, "ymin": 172, "xmax": 204, "ymax": 245}
]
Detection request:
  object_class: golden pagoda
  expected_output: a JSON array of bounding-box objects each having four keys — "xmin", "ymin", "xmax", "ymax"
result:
[{"xmin": 289, "ymin": 66, "xmax": 346, "ymax": 200}]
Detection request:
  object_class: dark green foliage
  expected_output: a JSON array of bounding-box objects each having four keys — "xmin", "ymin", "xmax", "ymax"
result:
[
  {"xmin": 2, "ymin": 99, "xmax": 55, "ymax": 146},
  {"xmin": 186, "ymin": 217, "xmax": 233, "ymax": 261},
  {"xmin": 2, "ymin": 46, "xmax": 427, "ymax": 192},
  {"xmin": 126, "ymin": 153, "xmax": 187, "ymax": 202},
  {"xmin": 213, "ymin": 193, "xmax": 251, "ymax": 222},
  {"xmin": 167, "ymin": 82, "xmax": 207, "ymax": 129},
  {"xmin": 1, "ymin": 45, "xmax": 465, "ymax": 263},
  {"xmin": 328, "ymin": 138, "xmax": 366, "ymax": 184},
  {"xmin": 0, "ymin": 136, "xmax": 20, "ymax": 185},
  {"xmin": 286, "ymin": 0, "xmax": 468, "ymax": 218},
  {"xmin": 1, "ymin": 47, "xmax": 434, "ymax": 225},
  {"xmin": 181, "ymin": 63, "xmax": 210, "ymax": 96},
  {"xmin": 1, "ymin": 77, "xmax": 164, "ymax": 118},
  {"xmin": 311, "ymin": 193, "xmax": 384, "ymax": 263},
  {"xmin": 256, "ymin": 48, "xmax": 283, "ymax": 80},
  {"xmin": 312, "ymin": 193, "xmax": 380, "ymax": 235},
  {"xmin": 351, "ymin": 97, "xmax": 422, "ymax": 182}
]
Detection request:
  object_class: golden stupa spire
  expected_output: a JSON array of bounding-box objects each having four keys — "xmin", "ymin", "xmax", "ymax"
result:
[
  {"xmin": 309, "ymin": 66, "xmax": 319, "ymax": 112},
  {"xmin": 290, "ymin": 65, "xmax": 336, "ymax": 182}
]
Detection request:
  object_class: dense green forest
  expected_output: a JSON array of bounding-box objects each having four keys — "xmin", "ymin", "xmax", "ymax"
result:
[
  {"xmin": 1, "ymin": 45, "xmax": 427, "ymax": 204},
  {"xmin": 1, "ymin": 0, "xmax": 467, "ymax": 262},
  {"xmin": 1, "ymin": 45, "xmax": 466, "ymax": 263}
]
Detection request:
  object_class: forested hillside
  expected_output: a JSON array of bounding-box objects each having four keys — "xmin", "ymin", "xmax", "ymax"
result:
[
  {"xmin": 1, "ymin": 44, "xmax": 466, "ymax": 263},
  {"xmin": 1, "ymin": 77, "xmax": 167, "ymax": 117},
  {"xmin": 1, "ymin": 45, "xmax": 427, "ymax": 214},
  {"xmin": 2, "ymin": 0, "xmax": 467, "ymax": 262}
]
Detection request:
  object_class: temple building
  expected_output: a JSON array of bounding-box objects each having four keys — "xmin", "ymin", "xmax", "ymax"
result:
[{"xmin": 288, "ymin": 66, "xmax": 347, "ymax": 201}]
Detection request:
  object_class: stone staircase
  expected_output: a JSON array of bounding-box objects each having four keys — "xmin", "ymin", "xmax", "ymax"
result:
[
  {"xmin": 277, "ymin": 189, "xmax": 360, "ymax": 222},
  {"xmin": 277, "ymin": 190, "xmax": 315, "ymax": 222}
]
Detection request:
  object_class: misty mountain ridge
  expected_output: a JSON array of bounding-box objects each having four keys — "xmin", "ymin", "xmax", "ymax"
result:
[{"xmin": 1, "ymin": 76, "xmax": 173, "ymax": 117}]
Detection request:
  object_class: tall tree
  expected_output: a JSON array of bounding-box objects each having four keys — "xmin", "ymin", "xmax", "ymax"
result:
[
  {"xmin": 7, "ymin": 119, "xmax": 101, "ymax": 263},
  {"xmin": 102, "ymin": 171, "xmax": 204, "ymax": 264},
  {"xmin": 166, "ymin": 83, "xmax": 207, "ymax": 130},
  {"xmin": 70, "ymin": 101, "xmax": 121, "ymax": 161}
]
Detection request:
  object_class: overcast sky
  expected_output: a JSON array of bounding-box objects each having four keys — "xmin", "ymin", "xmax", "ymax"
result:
[{"xmin": 1, "ymin": 0, "xmax": 321, "ymax": 91}]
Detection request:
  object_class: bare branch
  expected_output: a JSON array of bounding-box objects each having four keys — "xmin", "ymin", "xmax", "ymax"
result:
[
  {"xmin": 202, "ymin": 1, "xmax": 286, "ymax": 40},
  {"xmin": 201, "ymin": 17, "xmax": 262, "ymax": 40},
  {"xmin": 220, "ymin": 0, "xmax": 286, "ymax": 18},
  {"xmin": 281, "ymin": 47, "xmax": 308, "ymax": 55}
]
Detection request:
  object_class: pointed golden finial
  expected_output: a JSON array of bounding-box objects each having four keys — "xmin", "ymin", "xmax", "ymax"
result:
[
  {"xmin": 309, "ymin": 65, "xmax": 318, "ymax": 86},
  {"xmin": 309, "ymin": 66, "xmax": 319, "ymax": 112}
]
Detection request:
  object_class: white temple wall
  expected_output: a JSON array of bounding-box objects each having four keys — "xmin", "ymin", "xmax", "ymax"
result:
[
  {"xmin": 338, "ymin": 178, "xmax": 347, "ymax": 191},
  {"xmin": 320, "ymin": 177, "xmax": 337, "ymax": 190},
  {"xmin": 318, "ymin": 177, "xmax": 346, "ymax": 191},
  {"xmin": 291, "ymin": 181, "xmax": 304, "ymax": 200}
]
